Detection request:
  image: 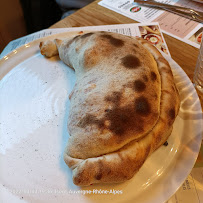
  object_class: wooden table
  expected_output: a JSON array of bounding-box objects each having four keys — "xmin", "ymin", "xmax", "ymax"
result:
[{"xmin": 50, "ymin": 0, "xmax": 203, "ymax": 166}]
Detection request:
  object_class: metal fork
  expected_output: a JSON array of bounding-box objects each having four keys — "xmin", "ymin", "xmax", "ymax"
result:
[{"xmin": 134, "ymin": 0, "xmax": 203, "ymax": 23}]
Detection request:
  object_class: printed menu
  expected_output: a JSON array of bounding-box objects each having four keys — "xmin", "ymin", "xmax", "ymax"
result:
[
  {"xmin": 166, "ymin": 167, "xmax": 203, "ymax": 203},
  {"xmin": 98, "ymin": 0, "xmax": 203, "ymax": 48},
  {"xmin": 0, "ymin": 23, "xmax": 170, "ymax": 58}
]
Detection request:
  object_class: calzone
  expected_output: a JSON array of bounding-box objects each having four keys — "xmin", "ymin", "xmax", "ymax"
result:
[{"xmin": 39, "ymin": 31, "xmax": 180, "ymax": 186}]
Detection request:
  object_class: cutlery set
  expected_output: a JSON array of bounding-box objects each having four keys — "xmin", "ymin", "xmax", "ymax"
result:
[{"xmin": 134, "ymin": 0, "xmax": 203, "ymax": 23}]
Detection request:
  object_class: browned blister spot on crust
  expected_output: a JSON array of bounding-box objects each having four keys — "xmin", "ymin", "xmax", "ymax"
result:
[
  {"xmin": 73, "ymin": 165, "xmax": 89, "ymax": 185},
  {"xmin": 105, "ymin": 106, "xmax": 144, "ymax": 135},
  {"xmin": 169, "ymin": 108, "xmax": 175, "ymax": 120},
  {"xmin": 84, "ymin": 48, "xmax": 99, "ymax": 68},
  {"xmin": 133, "ymin": 80, "xmax": 146, "ymax": 92},
  {"xmin": 95, "ymin": 172, "xmax": 102, "ymax": 180},
  {"xmin": 150, "ymin": 71, "xmax": 157, "ymax": 81},
  {"xmin": 153, "ymin": 131, "xmax": 163, "ymax": 148},
  {"xmin": 95, "ymin": 160, "xmax": 103, "ymax": 180},
  {"xmin": 135, "ymin": 96, "xmax": 151, "ymax": 116},
  {"xmin": 121, "ymin": 54, "xmax": 141, "ymax": 69},
  {"xmin": 166, "ymin": 107, "xmax": 176, "ymax": 126},
  {"xmin": 100, "ymin": 34, "xmax": 124, "ymax": 47}
]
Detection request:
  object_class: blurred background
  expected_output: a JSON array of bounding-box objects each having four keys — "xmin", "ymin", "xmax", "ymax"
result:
[{"xmin": 0, "ymin": 0, "xmax": 62, "ymax": 53}]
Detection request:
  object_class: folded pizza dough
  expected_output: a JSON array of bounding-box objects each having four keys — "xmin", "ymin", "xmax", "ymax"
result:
[{"xmin": 39, "ymin": 31, "xmax": 180, "ymax": 186}]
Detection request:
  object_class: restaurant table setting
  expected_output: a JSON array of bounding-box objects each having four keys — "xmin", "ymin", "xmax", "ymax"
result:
[{"xmin": 0, "ymin": 0, "xmax": 203, "ymax": 203}]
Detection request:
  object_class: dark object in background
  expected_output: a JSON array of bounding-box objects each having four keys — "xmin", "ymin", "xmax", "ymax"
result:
[
  {"xmin": 163, "ymin": 141, "xmax": 168, "ymax": 146},
  {"xmin": 20, "ymin": 0, "xmax": 62, "ymax": 34}
]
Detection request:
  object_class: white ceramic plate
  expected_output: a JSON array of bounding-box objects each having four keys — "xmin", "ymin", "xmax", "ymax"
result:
[{"xmin": 0, "ymin": 32, "xmax": 202, "ymax": 203}]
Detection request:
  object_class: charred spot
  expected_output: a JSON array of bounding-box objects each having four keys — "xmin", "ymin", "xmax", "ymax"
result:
[
  {"xmin": 95, "ymin": 173, "xmax": 102, "ymax": 180},
  {"xmin": 151, "ymin": 71, "xmax": 157, "ymax": 81},
  {"xmin": 95, "ymin": 160, "xmax": 103, "ymax": 180},
  {"xmin": 121, "ymin": 54, "xmax": 140, "ymax": 69},
  {"xmin": 163, "ymin": 141, "xmax": 168, "ymax": 146},
  {"xmin": 133, "ymin": 80, "xmax": 146, "ymax": 92},
  {"xmin": 73, "ymin": 176, "xmax": 82, "ymax": 185},
  {"xmin": 135, "ymin": 97, "xmax": 151, "ymax": 116},
  {"xmin": 105, "ymin": 105, "xmax": 143, "ymax": 136},
  {"xmin": 105, "ymin": 91, "xmax": 121, "ymax": 104},
  {"xmin": 169, "ymin": 108, "xmax": 175, "ymax": 120},
  {"xmin": 109, "ymin": 124, "xmax": 125, "ymax": 135},
  {"xmin": 81, "ymin": 32, "xmax": 94, "ymax": 38},
  {"xmin": 101, "ymin": 34, "xmax": 124, "ymax": 47}
]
